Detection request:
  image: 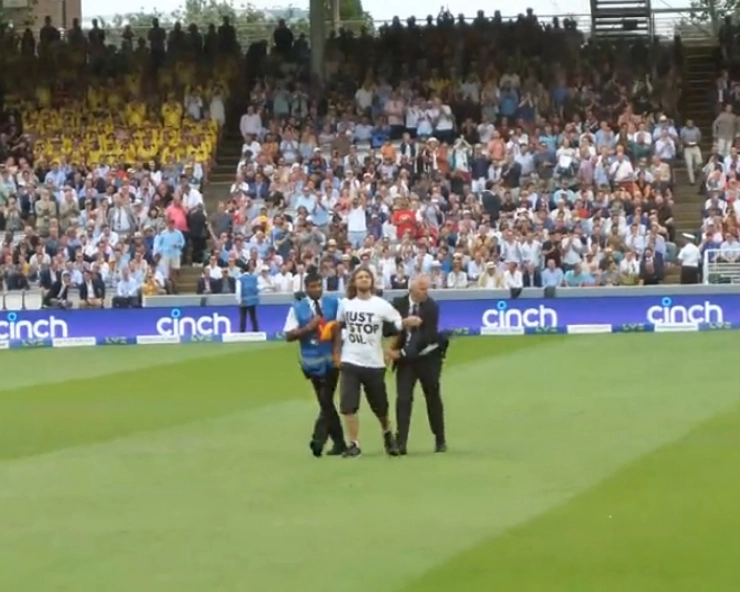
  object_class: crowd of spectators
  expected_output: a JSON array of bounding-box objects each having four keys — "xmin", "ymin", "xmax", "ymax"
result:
[
  {"xmin": 0, "ymin": 12, "xmax": 693, "ymax": 306},
  {"xmin": 696, "ymin": 20, "xmax": 740, "ymax": 275},
  {"xmin": 0, "ymin": 16, "xmax": 239, "ymax": 305},
  {"xmin": 219, "ymin": 10, "xmax": 685, "ymax": 293}
]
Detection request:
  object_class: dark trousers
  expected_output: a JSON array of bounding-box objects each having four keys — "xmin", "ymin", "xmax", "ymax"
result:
[
  {"xmin": 191, "ymin": 236, "xmax": 207, "ymax": 264},
  {"xmin": 680, "ymin": 266, "xmax": 700, "ymax": 285},
  {"xmin": 309, "ymin": 368, "xmax": 344, "ymax": 447},
  {"xmin": 395, "ymin": 351, "xmax": 445, "ymax": 446},
  {"xmin": 239, "ymin": 305, "xmax": 259, "ymax": 331}
]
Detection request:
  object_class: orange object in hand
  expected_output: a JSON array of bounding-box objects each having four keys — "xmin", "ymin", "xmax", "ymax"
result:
[{"xmin": 319, "ymin": 320, "xmax": 338, "ymax": 342}]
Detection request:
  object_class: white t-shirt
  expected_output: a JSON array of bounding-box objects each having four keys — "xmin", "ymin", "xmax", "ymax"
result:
[
  {"xmin": 435, "ymin": 105, "xmax": 455, "ymax": 131},
  {"xmin": 338, "ymin": 296, "xmax": 402, "ymax": 368}
]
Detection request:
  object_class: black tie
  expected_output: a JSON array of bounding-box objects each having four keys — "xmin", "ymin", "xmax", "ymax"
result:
[
  {"xmin": 313, "ymin": 298, "xmax": 324, "ymax": 318},
  {"xmin": 411, "ymin": 302, "xmax": 418, "ymax": 317}
]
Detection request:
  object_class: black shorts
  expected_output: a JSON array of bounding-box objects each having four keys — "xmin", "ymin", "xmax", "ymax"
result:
[{"xmin": 339, "ymin": 362, "xmax": 389, "ymax": 416}]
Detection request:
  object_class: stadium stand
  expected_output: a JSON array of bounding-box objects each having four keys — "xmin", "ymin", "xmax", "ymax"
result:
[
  {"xmin": 0, "ymin": 10, "xmax": 712, "ymax": 303},
  {"xmin": 0, "ymin": 18, "xmax": 239, "ymax": 303},
  {"xmin": 686, "ymin": 25, "xmax": 740, "ymax": 283}
]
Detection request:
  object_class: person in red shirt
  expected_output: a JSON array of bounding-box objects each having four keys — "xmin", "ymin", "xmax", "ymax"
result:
[{"xmin": 392, "ymin": 201, "xmax": 417, "ymax": 239}]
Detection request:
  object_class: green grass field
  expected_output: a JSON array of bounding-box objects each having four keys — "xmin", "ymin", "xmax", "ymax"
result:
[{"xmin": 1, "ymin": 333, "xmax": 739, "ymax": 592}]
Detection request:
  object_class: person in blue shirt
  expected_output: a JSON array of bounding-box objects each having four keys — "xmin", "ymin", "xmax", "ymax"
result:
[
  {"xmin": 235, "ymin": 261, "xmax": 260, "ymax": 332},
  {"xmin": 283, "ymin": 272, "xmax": 347, "ymax": 457}
]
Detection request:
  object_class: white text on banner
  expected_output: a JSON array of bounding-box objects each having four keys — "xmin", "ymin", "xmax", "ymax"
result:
[
  {"xmin": 136, "ymin": 335, "xmax": 182, "ymax": 345},
  {"xmin": 566, "ymin": 324, "xmax": 613, "ymax": 334},
  {"xmin": 52, "ymin": 337, "xmax": 97, "ymax": 348},
  {"xmin": 653, "ymin": 323, "xmax": 700, "ymax": 333},
  {"xmin": 221, "ymin": 332, "xmax": 268, "ymax": 343},
  {"xmin": 479, "ymin": 326, "xmax": 526, "ymax": 336}
]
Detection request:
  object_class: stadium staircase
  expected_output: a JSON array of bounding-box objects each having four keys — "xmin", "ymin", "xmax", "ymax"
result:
[
  {"xmin": 655, "ymin": 41, "xmax": 717, "ymax": 283},
  {"xmin": 175, "ymin": 134, "xmax": 240, "ymax": 293},
  {"xmin": 674, "ymin": 44, "xmax": 716, "ymax": 234},
  {"xmin": 209, "ymin": 131, "xmax": 242, "ymax": 204}
]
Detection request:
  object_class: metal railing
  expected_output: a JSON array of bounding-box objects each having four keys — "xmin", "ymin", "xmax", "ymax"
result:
[{"xmin": 702, "ymin": 248, "xmax": 740, "ymax": 284}]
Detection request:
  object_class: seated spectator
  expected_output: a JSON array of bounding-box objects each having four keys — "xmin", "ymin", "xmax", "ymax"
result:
[
  {"xmin": 113, "ymin": 267, "xmax": 141, "ymax": 308},
  {"xmin": 42, "ymin": 271, "xmax": 73, "ymax": 309},
  {"xmin": 210, "ymin": 12, "xmax": 687, "ymax": 293},
  {"xmin": 79, "ymin": 269, "xmax": 105, "ymax": 308}
]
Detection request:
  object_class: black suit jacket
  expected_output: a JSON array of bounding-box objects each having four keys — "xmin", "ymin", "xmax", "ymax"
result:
[
  {"xmin": 39, "ymin": 268, "xmax": 61, "ymax": 291},
  {"xmin": 391, "ymin": 294, "xmax": 440, "ymax": 360},
  {"xmin": 43, "ymin": 280, "xmax": 70, "ymax": 306},
  {"xmin": 79, "ymin": 279, "xmax": 105, "ymax": 300},
  {"xmin": 214, "ymin": 276, "xmax": 236, "ymax": 294},
  {"xmin": 196, "ymin": 277, "xmax": 216, "ymax": 294}
]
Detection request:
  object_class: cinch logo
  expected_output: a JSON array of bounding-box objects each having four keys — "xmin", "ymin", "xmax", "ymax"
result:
[
  {"xmin": 155, "ymin": 308, "xmax": 232, "ymax": 336},
  {"xmin": 0, "ymin": 312, "xmax": 69, "ymax": 340},
  {"xmin": 646, "ymin": 297, "xmax": 724, "ymax": 324},
  {"xmin": 481, "ymin": 301, "xmax": 558, "ymax": 328}
]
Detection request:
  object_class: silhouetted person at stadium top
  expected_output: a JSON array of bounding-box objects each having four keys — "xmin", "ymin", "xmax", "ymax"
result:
[
  {"xmin": 39, "ymin": 16, "xmax": 59, "ymax": 53},
  {"xmin": 149, "ymin": 18, "xmax": 167, "ymax": 66},
  {"xmin": 273, "ymin": 20, "xmax": 294, "ymax": 57},
  {"xmin": 218, "ymin": 17, "xmax": 237, "ymax": 54}
]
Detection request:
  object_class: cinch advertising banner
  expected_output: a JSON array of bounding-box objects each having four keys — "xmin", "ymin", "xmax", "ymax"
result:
[{"xmin": 0, "ymin": 294, "xmax": 738, "ymax": 341}]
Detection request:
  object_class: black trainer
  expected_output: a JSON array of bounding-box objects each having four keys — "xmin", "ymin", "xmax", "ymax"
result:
[
  {"xmin": 309, "ymin": 440, "xmax": 323, "ymax": 458},
  {"xmin": 395, "ymin": 434, "xmax": 408, "ymax": 455},
  {"xmin": 434, "ymin": 441, "xmax": 448, "ymax": 453},
  {"xmin": 383, "ymin": 431, "xmax": 400, "ymax": 456},
  {"xmin": 326, "ymin": 442, "xmax": 347, "ymax": 456},
  {"xmin": 342, "ymin": 442, "xmax": 361, "ymax": 458}
]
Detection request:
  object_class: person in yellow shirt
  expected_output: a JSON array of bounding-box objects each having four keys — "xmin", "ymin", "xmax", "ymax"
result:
[
  {"xmin": 141, "ymin": 268, "xmax": 165, "ymax": 296},
  {"xmin": 161, "ymin": 95, "xmax": 182, "ymax": 128}
]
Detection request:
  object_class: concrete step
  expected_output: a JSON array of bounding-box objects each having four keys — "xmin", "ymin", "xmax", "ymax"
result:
[
  {"xmin": 174, "ymin": 264, "xmax": 202, "ymax": 294},
  {"xmin": 209, "ymin": 172, "xmax": 235, "ymax": 183},
  {"xmin": 218, "ymin": 155, "xmax": 242, "ymax": 167}
]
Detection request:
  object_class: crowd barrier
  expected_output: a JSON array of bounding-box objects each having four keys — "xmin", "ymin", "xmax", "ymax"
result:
[
  {"xmin": 2, "ymin": 286, "xmax": 740, "ymax": 349},
  {"xmin": 0, "ymin": 322, "xmax": 736, "ymax": 349},
  {"xmin": 703, "ymin": 248, "xmax": 740, "ymax": 285}
]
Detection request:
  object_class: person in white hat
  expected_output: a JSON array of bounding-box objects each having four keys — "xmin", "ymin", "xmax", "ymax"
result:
[{"xmin": 677, "ymin": 233, "xmax": 701, "ymax": 284}]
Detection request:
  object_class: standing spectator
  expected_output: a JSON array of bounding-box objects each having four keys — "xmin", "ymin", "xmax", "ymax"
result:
[
  {"xmin": 681, "ymin": 119, "xmax": 702, "ymax": 184},
  {"xmin": 154, "ymin": 218, "xmax": 185, "ymax": 287},
  {"xmin": 236, "ymin": 261, "xmax": 260, "ymax": 332},
  {"xmin": 713, "ymin": 104, "xmax": 738, "ymax": 157},
  {"xmin": 678, "ymin": 234, "xmax": 702, "ymax": 284}
]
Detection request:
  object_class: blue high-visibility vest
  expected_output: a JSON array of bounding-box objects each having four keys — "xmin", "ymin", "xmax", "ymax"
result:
[
  {"xmin": 295, "ymin": 295, "xmax": 339, "ymax": 377},
  {"xmin": 239, "ymin": 274, "xmax": 259, "ymax": 307}
]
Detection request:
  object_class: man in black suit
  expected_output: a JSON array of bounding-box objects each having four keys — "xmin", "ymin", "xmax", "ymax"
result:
[
  {"xmin": 196, "ymin": 269, "xmax": 215, "ymax": 294},
  {"xmin": 79, "ymin": 270, "xmax": 106, "ymax": 308},
  {"xmin": 387, "ymin": 275, "xmax": 447, "ymax": 454},
  {"xmin": 43, "ymin": 271, "xmax": 73, "ymax": 309},
  {"xmin": 213, "ymin": 268, "xmax": 236, "ymax": 293}
]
